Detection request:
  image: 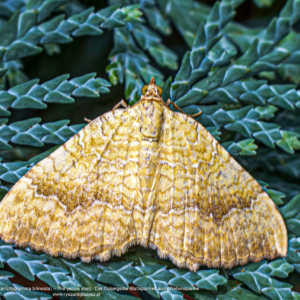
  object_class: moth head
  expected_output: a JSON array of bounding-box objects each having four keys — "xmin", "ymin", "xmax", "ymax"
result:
[{"xmin": 141, "ymin": 77, "xmax": 163, "ymax": 97}]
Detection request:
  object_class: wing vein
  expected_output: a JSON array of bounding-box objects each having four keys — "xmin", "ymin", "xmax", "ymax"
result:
[
  {"xmin": 181, "ymin": 118, "xmax": 189, "ymax": 269},
  {"xmin": 122, "ymin": 111, "xmax": 135, "ymax": 245},
  {"xmin": 98, "ymin": 111, "xmax": 125, "ymax": 256}
]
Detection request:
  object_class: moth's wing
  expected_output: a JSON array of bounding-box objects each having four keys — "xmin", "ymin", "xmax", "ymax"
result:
[
  {"xmin": 150, "ymin": 107, "xmax": 287, "ymax": 271},
  {"xmin": 0, "ymin": 108, "xmax": 141, "ymax": 261}
]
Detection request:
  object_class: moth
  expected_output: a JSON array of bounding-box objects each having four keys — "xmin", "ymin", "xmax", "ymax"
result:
[{"xmin": 0, "ymin": 78, "xmax": 287, "ymax": 271}]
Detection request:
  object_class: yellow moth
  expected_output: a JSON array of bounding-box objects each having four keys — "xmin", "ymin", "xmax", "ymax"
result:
[{"xmin": 0, "ymin": 78, "xmax": 287, "ymax": 271}]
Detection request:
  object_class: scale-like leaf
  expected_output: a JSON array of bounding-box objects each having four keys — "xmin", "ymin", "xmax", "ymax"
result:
[
  {"xmin": 97, "ymin": 262, "xmax": 141, "ymax": 288},
  {"xmin": 0, "ymin": 118, "xmax": 85, "ymax": 149},
  {"xmin": 0, "ymin": 73, "xmax": 111, "ymax": 116},
  {"xmin": 231, "ymin": 260, "xmax": 294, "ymax": 296},
  {"xmin": 133, "ymin": 265, "xmax": 175, "ymax": 298},
  {"xmin": 0, "ymin": 5, "xmax": 142, "ymax": 63},
  {"xmin": 169, "ymin": 269, "xmax": 227, "ymax": 291}
]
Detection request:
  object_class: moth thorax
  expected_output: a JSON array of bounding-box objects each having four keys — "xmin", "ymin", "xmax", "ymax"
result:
[{"xmin": 140, "ymin": 101, "xmax": 164, "ymax": 139}]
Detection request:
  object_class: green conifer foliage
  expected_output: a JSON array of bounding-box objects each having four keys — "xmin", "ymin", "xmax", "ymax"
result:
[{"xmin": 0, "ymin": 0, "xmax": 299, "ymax": 299}]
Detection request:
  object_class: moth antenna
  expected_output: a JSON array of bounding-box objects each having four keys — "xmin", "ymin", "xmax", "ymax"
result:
[
  {"xmin": 166, "ymin": 99, "xmax": 202, "ymax": 118},
  {"xmin": 112, "ymin": 99, "xmax": 129, "ymax": 111}
]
